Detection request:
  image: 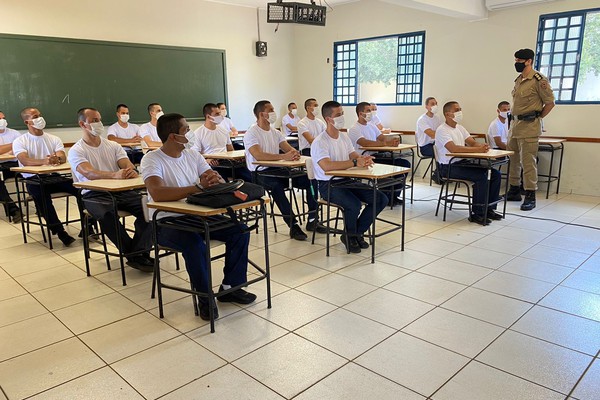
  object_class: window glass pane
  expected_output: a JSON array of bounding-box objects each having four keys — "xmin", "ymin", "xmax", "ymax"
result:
[
  {"xmin": 542, "ymin": 41, "xmax": 553, "ymax": 52},
  {"xmin": 560, "ymin": 90, "xmax": 572, "ymax": 100},
  {"xmin": 569, "ymin": 26, "xmax": 581, "ymax": 38},
  {"xmin": 540, "ymin": 66, "xmax": 550, "ymax": 76},
  {"xmin": 551, "ymin": 78, "xmax": 561, "ymax": 88},
  {"xmin": 563, "ymin": 77, "xmax": 574, "ymax": 89},
  {"xmin": 565, "ymin": 52, "xmax": 577, "ymax": 64},
  {"xmin": 567, "ymin": 39, "xmax": 579, "ymax": 51},
  {"xmin": 552, "ymin": 53, "xmax": 564, "ymax": 64},
  {"xmin": 557, "ymin": 17, "xmax": 568, "ymax": 26},
  {"xmin": 544, "ymin": 29, "xmax": 554, "ymax": 41},
  {"xmin": 556, "ymin": 28, "xmax": 567, "ymax": 40},
  {"xmin": 544, "ymin": 19, "xmax": 556, "ymax": 28},
  {"xmin": 571, "ymin": 16, "xmax": 582, "ymax": 25},
  {"xmin": 575, "ymin": 11, "xmax": 600, "ymax": 101},
  {"xmin": 554, "ymin": 40, "xmax": 565, "ymax": 52},
  {"xmin": 540, "ymin": 54, "xmax": 551, "ymax": 65},
  {"xmin": 564, "ymin": 65, "xmax": 575, "ymax": 76}
]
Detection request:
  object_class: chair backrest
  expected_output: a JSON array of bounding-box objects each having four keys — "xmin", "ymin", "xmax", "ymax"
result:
[
  {"xmin": 141, "ymin": 194, "xmax": 150, "ymax": 223},
  {"xmin": 304, "ymin": 157, "xmax": 316, "ymax": 180}
]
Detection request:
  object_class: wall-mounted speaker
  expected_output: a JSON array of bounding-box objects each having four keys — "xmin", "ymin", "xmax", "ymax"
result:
[{"xmin": 255, "ymin": 41, "xmax": 268, "ymax": 57}]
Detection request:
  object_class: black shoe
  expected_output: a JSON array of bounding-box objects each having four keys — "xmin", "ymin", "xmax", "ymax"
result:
[
  {"xmin": 469, "ymin": 214, "xmax": 491, "ymax": 226},
  {"xmin": 306, "ymin": 219, "xmax": 327, "ymax": 234},
  {"xmin": 392, "ymin": 196, "xmax": 404, "ymax": 206},
  {"xmin": 356, "ymin": 235, "xmax": 369, "ymax": 249},
  {"xmin": 126, "ymin": 256, "xmax": 154, "ymax": 273},
  {"xmin": 432, "ymin": 172, "xmax": 443, "ymax": 185},
  {"xmin": 506, "ymin": 185, "xmax": 522, "ymax": 201},
  {"xmin": 290, "ymin": 224, "xmax": 308, "ymax": 241},
  {"xmin": 487, "ymin": 209, "xmax": 503, "ymax": 221},
  {"xmin": 521, "ymin": 190, "xmax": 536, "ymax": 211},
  {"xmin": 198, "ymin": 299, "xmax": 219, "ymax": 321},
  {"xmin": 340, "ymin": 234, "xmax": 361, "ymax": 253},
  {"xmin": 57, "ymin": 231, "xmax": 76, "ymax": 246},
  {"xmin": 217, "ymin": 285, "xmax": 257, "ymax": 304},
  {"xmin": 9, "ymin": 209, "xmax": 22, "ymax": 224}
]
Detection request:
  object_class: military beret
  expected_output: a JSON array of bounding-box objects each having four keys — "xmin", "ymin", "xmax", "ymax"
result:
[{"xmin": 514, "ymin": 48, "xmax": 535, "ymax": 60}]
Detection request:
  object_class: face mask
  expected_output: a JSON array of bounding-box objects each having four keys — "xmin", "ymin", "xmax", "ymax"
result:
[
  {"xmin": 211, "ymin": 115, "xmax": 224, "ymax": 124},
  {"xmin": 364, "ymin": 112, "xmax": 372, "ymax": 122},
  {"xmin": 173, "ymin": 133, "xmax": 188, "ymax": 146},
  {"xmin": 291, "ymin": 109, "xmax": 297, "ymax": 116},
  {"xmin": 333, "ymin": 115, "xmax": 345, "ymax": 130},
  {"xmin": 430, "ymin": 105, "xmax": 439, "ymax": 114},
  {"xmin": 220, "ymin": 109, "xmax": 227, "ymax": 117},
  {"xmin": 89, "ymin": 121, "xmax": 105, "ymax": 137},
  {"xmin": 452, "ymin": 111, "xmax": 463, "ymax": 124},
  {"xmin": 371, "ymin": 111, "xmax": 378, "ymax": 118},
  {"xmin": 155, "ymin": 111, "xmax": 164, "ymax": 120},
  {"xmin": 515, "ymin": 62, "xmax": 526, "ymax": 73},
  {"xmin": 31, "ymin": 117, "xmax": 46, "ymax": 130},
  {"xmin": 0, "ymin": 119, "xmax": 7, "ymax": 129},
  {"xmin": 119, "ymin": 114, "xmax": 130, "ymax": 123},
  {"xmin": 267, "ymin": 112, "xmax": 277, "ymax": 124},
  {"xmin": 499, "ymin": 111, "xmax": 509, "ymax": 119},
  {"xmin": 312, "ymin": 107, "xmax": 320, "ymax": 116}
]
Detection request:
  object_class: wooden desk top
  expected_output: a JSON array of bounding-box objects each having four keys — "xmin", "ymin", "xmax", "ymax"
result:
[
  {"xmin": 253, "ymin": 156, "xmax": 308, "ymax": 168},
  {"xmin": 0, "ymin": 154, "xmax": 16, "ymax": 161},
  {"xmin": 73, "ymin": 176, "xmax": 145, "ymax": 192},
  {"xmin": 326, "ymin": 164, "xmax": 410, "ymax": 179},
  {"xmin": 230, "ymin": 133, "xmax": 245, "ymax": 138},
  {"xmin": 119, "ymin": 142, "xmax": 143, "ymax": 148},
  {"xmin": 203, "ymin": 150, "xmax": 246, "ymax": 160},
  {"xmin": 148, "ymin": 196, "xmax": 270, "ymax": 217},
  {"xmin": 359, "ymin": 144, "xmax": 417, "ymax": 152},
  {"xmin": 285, "ymin": 137, "xmax": 299, "ymax": 141},
  {"xmin": 446, "ymin": 149, "xmax": 514, "ymax": 159},
  {"xmin": 11, "ymin": 163, "xmax": 72, "ymax": 174},
  {"xmin": 539, "ymin": 138, "xmax": 567, "ymax": 145}
]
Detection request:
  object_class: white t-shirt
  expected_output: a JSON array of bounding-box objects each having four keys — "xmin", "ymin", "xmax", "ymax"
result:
[
  {"xmin": 0, "ymin": 128, "xmax": 22, "ymax": 162},
  {"xmin": 281, "ymin": 114, "xmax": 300, "ymax": 136},
  {"xmin": 243, "ymin": 124, "xmax": 286, "ymax": 171},
  {"xmin": 190, "ymin": 124, "xmax": 232, "ymax": 154},
  {"xmin": 487, "ymin": 118, "xmax": 509, "ymax": 149},
  {"xmin": 348, "ymin": 122, "xmax": 380, "ymax": 155},
  {"xmin": 12, "ymin": 132, "xmax": 65, "ymax": 177},
  {"xmin": 139, "ymin": 122, "xmax": 160, "ymax": 142},
  {"xmin": 311, "ymin": 131, "xmax": 355, "ymax": 181},
  {"xmin": 140, "ymin": 149, "xmax": 212, "ymax": 219},
  {"xmin": 416, "ymin": 113, "xmax": 444, "ymax": 147},
  {"xmin": 67, "ymin": 138, "xmax": 129, "ymax": 187},
  {"xmin": 297, "ymin": 117, "xmax": 326, "ymax": 151},
  {"xmin": 218, "ymin": 117, "xmax": 235, "ymax": 134},
  {"xmin": 434, "ymin": 123, "xmax": 471, "ymax": 165},
  {"xmin": 107, "ymin": 122, "xmax": 140, "ymax": 139}
]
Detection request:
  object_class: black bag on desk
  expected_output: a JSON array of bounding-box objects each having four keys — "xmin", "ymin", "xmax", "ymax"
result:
[{"xmin": 186, "ymin": 179, "xmax": 265, "ymax": 208}]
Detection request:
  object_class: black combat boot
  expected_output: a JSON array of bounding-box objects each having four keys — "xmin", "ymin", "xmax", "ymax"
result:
[
  {"xmin": 506, "ymin": 185, "xmax": 522, "ymax": 201},
  {"xmin": 520, "ymin": 190, "xmax": 536, "ymax": 211}
]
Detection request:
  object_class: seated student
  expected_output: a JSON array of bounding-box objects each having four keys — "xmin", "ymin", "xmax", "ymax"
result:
[
  {"xmin": 191, "ymin": 103, "xmax": 252, "ymax": 182},
  {"xmin": 435, "ymin": 101, "xmax": 502, "ymax": 225},
  {"xmin": 13, "ymin": 108, "xmax": 79, "ymax": 245},
  {"xmin": 416, "ymin": 97, "xmax": 443, "ymax": 157},
  {"xmin": 244, "ymin": 100, "xmax": 325, "ymax": 240},
  {"xmin": 0, "ymin": 111, "xmax": 23, "ymax": 222},
  {"xmin": 141, "ymin": 113, "xmax": 256, "ymax": 320},
  {"xmin": 69, "ymin": 107, "xmax": 154, "ymax": 272},
  {"xmin": 487, "ymin": 101, "xmax": 510, "ymax": 150},
  {"xmin": 297, "ymin": 98, "xmax": 326, "ymax": 156},
  {"xmin": 107, "ymin": 104, "xmax": 143, "ymax": 164},
  {"xmin": 139, "ymin": 103, "xmax": 164, "ymax": 148},
  {"xmin": 369, "ymin": 103, "xmax": 391, "ymax": 134},
  {"xmin": 312, "ymin": 100, "xmax": 388, "ymax": 254},
  {"xmin": 281, "ymin": 102, "xmax": 300, "ymax": 136},
  {"xmin": 217, "ymin": 102, "xmax": 243, "ymax": 150}
]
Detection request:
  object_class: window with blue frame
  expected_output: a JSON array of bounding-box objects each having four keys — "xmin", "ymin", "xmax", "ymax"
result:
[
  {"xmin": 536, "ymin": 8, "xmax": 600, "ymax": 103},
  {"xmin": 333, "ymin": 31, "xmax": 425, "ymax": 106}
]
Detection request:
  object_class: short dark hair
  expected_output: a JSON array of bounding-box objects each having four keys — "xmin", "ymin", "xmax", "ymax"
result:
[
  {"xmin": 425, "ymin": 97, "xmax": 436, "ymax": 106},
  {"xmin": 304, "ymin": 98, "xmax": 316, "ymax": 111},
  {"xmin": 203, "ymin": 103, "xmax": 218, "ymax": 118},
  {"xmin": 514, "ymin": 48, "xmax": 535, "ymax": 61},
  {"xmin": 20, "ymin": 107, "xmax": 37, "ymax": 121},
  {"xmin": 253, "ymin": 100, "xmax": 270, "ymax": 118},
  {"xmin": 322, "ymin": 100, "xmax": 341, "ymax": 119},
  {"xmin": 116, "ymin": 104, "xmax": 128, "ymax": 112},
  {"xmin": 147, "ymin": 103, "xmax": 160, "ymax": 114},
  {"xmin": 216, "ymin": 103, "xmax": 225, "ymax": 108},
  {"xmin": 156, "ymin": 113, "xmax": 185, "ymax": 143},
  {"xmin": 77, "ymin": 107, "xmax": 98, "ymax": 123},
  {"xmin": 287, "ymin": 102, "xmax": 296, "ymax": 109},
  {"xmin": 443, "ymin": 101, "xmax": 459, "ymax": 115},
  {"xmin": 497, "ymin": 101, "xmax": 510, "ymax": 109},
  {"xmin": 355, "ymin": 102, "xmax": 370, "ymax": 116}
]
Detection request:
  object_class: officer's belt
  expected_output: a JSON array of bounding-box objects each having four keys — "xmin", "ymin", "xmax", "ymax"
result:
[{"xmin": 516, "ymin": 111, "xmax": 541, "ymax": 121}]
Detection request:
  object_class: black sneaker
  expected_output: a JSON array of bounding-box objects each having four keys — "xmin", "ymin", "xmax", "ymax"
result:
[
  {"xmin": 306, "ymin": 219, "xmax": 327, "ymax": 234},
  {"xmin": 506, "ymin": 185, "xmax": 522, "ymax": 202},
  {"xmin": 126, "ymin": 256, "xmax": 154, "ymax": 273},
  {"xmin": 290, "ymin": 224, "xmax": 308, "ymax": 241},
  {"xmin": 468, "ymin": 214, "xmax": 491, "ymax": 226},
  {"xmin": 340, "ymin": 234, "xmax": 361, "ymax": 253},
  {"xmin": 356, "ymin": 235, "xmax": 369, "ymax": 249},
  {"xmin": 57, "ymin": 230, "xmax": 76, "ymax": 246},
  {"xmin": 9, "ymin": 209, "xmax": 22, "ymax": 224},
  {"xmin": 217, "ymin": 285, "xmax": 257, "ymax": 304},
  {"xmin": 487, "ymin": 209, "xmax": 503, "ymax": 221},
  {"xmin": 198, "ymin": 299, "xmax": 219, "ymax": 321}
]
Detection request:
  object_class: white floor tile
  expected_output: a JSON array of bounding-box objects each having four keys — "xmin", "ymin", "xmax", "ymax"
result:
[
  {"xmin": 579, "ymin": 255, "xmax": 600, "ymax": 274},
  {"xmin": 572, "ymin": 358, "xmax": 600, "ymax": 400},
  {"xmin": 540, "ymin": 233, "xmax": 600, "ymax": 255},
  {"xmin": 446, "ymin": 246, "xmax": 515, "ymax": 269},
  {"xmin": 0, "ymin": 294, "xmax": 47, "ymax": 328},
  {"xmin": 499, "ymin": 257, "xmax": 573, "ymax": 284},
  {"xmin": 297, "ymin": 247, "xmax": 366, "ymax": 272},
  {"xmin": 540, "ymin": 285, "xmax": 600, "ymax": 322},
  {"xmin": 32, "ymin": 277, "xmax": 113, "ymax": 311},
  {"xmin": 385, "ymin": 272, "xmax": 466, "ymax": 305},
  {"xmin": 473, "ymin": 271, "xmax": 555, "ymax": 303},
  {"xmin": 489, "ymin": 225, "xmax": 551, "ymax": 244},
  {"xmin": 269, "ymin": 259, "xmax": 330, "ymax": 288},
  {"xmin": 404, "ymin": 237, "xmax": 465, "ymax": 257},
  {"xmin": 13, "ymin": 263, "xmax": 86, "ymax": 293},
  {"xmin": 426, "ymin": 227, "xmax": 486, "ymax": 245},
  {"xmin": 561, "ymin": 269, "xmax": 600, "ymax": 295},
  {"xmin": 417, "ymin": 258, "xmax": 492, "ymax": 285},
  {"xmin": 336, "ymin": 259, "xmax": 411, "ymax": 286},
  {"xmin": 0, "ymin": 278, "xmax": 27, "ymax": 301},
  {"xmin": 520, "ymin": 244, "xmax": 590, "ymax": 268},
  {"xmin": 296, "ymin": 273, "xmax": 376, "ymax": 306},
  {"xmin": 377, "ymin": 249, "xmax": 440, "ymax": 270}
]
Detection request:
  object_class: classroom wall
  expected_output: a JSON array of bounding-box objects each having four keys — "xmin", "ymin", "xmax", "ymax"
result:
[
  {"xmin": 291, "ymin": 0, "xmax": 600, "ymax": 196},
  {"xmin": 1, "ymin": 0, "xmax": 295, "ymax": 142}
]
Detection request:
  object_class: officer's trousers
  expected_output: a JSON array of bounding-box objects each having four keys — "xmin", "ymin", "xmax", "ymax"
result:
[{"xmin": 508, "ymin": 136, "xmax": 539, "ymax": 191}]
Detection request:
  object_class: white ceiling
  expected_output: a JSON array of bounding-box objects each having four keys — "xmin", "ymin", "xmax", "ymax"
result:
[{"xmin": 203, "ymin": 0, "xmax": 360, "ymax": 8}]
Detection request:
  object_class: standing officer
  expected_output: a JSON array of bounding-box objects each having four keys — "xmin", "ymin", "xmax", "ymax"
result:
[{"xmin": 506, "ymin": 48, "xmax": 555, "ymax": 211}]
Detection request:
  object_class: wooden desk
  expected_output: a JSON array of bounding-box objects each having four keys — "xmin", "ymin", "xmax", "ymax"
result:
[
  {"xmin": 0, "ymin": 154, "xmax": 16, "ymax": 162},
  {"xmin": 325, "ymin": 164, "xmax": 410, "ymax": 263},
  {"xmin": 147, "ymin": 196, "xmax": 271, "ymax": 332},
  {"xmin": 538, "ymin": 138, "xmax": 566, "ymax": 199},
  {"xmin": 119, "ymin": 142, "xmax": 144, "ymax": 148},
  {"xmin": 446, "ymin": 149, "xmax": 513, "ymax": 159},
  {"xmin": 203, "ymin": 150, "xmax": 246, "ymax": 160},
  {"xmin": 73, "ymin": 176, "xmax": 145, "ymax": 192},
  {"xmin": 252, "ymin": 156, "xmax": 308, "ymax": 169},
  {"xmin": 11, "ymin": 163, "xmax": 72, "ymax": 175}
]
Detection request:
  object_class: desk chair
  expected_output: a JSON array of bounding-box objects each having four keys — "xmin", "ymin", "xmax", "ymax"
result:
[
  {"xmin": 412, "ymin": 144, "xmax": 434, "ymax": 186},
  {"xmin": 433, "ymin": 146, "xmax": 474, "ymax": 221}
]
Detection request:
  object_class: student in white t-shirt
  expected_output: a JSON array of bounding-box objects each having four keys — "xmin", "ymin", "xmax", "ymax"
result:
[
  {"xmin": 281, "ymin": 102, "xmax": 300, "ymax": 136},
  {"xmin": 139, "ymin": 103, "xmax": 164, "ymax": 148},
  {"xmin": 141, "ymin": 112, "xmax": 256, "ymax": 321},
  {"xmin": 244, "ymin": 100, "xmax": 324, "ymax": 241},
  {"xmin": 416, "ymin": 96, "xmax": 444, "ymax": 157},
  {"xmin": 297, "ymin": 98, "xmax": 326, "ymax": 156},
  {"xmin": 191, "ymin": 103, "xmax": 251, "ymax": 182},
  {"xmin": 312, "ymin": 100, "xmax": 388, "ymax": 254},
  {"xmin": 13, "ymin": 107, "xmax": 79, "ymax": 246},
  {"xmin": 107, "ymin": 103, "xmax": 143, "ymax": 164},
  {"xmin": 487, "ymin": 101, "xmax": 510, "ymax": 150},
  {"xmin": 216, "ymin": 102, "xmax": 243, "ymax": 150},
  {"xmin": 368, "ymin": 103, "xmax": 391, "ymax": 134},
  {"xmin": 434, "ymin": 101, "xmax": 502, "ymax": 225},
  {"xmin": 0, "ymin": 110, "xmax": 22, "ymax": 222},
  {"xmin": 69, "ymin": 107, "xmax": 154, "ymax": 272}
]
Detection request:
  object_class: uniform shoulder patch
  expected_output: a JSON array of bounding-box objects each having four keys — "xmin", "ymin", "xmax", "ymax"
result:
[{"xmin": 534, "ymin": 73, "xmax": 543, "ymax": 81}]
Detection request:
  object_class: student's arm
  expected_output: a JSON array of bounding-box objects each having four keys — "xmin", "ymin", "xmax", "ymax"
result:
[
  {"xmin": 226, "ymin": 144, "xmax": 234, "ymax": 151},
  {"xmin": 493, "ymin": 136, "xmax": 507, "ymax": 150},
  {"xmin": 445, "ymin": 138, "xmax": 488, "ymax": 153},
  {"xmin": 16, "ymin": 152, "xmax": 49, "ymax": 166},
  {"xmin": 301, "ymin": 131, "xmax": 315, "ymax": 144},
  {"xmin": 424, "ymin": 128, "xmax": 436, "ymax": 139},
  {"xmin": 76, "ymin": 161, "xmax": 137, "ymax": 180},
  {"xmin": 357, "ymin": 137, "xmax": 385, "ymax": 148},
  {"xmin": 376, "ymin": 133, "xmax": 400, "ymax": 147},
  {"xmin": 0, "ymin": 143, "xmax": 13, "ymax": 154},
  {"xmin": 248, "ymin": 144, "xmax": 295, "ymax": 161},
  {"xmin": 142, "ymin": 136, "xmax": 163, "ymax": 147},
  {"xmin": 230, "ymin": 126, "xmax": 239, "ymax": 136},
  {"xmin": 108, "ymin": 135, "xmax": 142, "ymax": 144},
  {"xmin": 285, "ymin": 123, "xmax": 298, "ymax": 133},
  {"xmin": 318, "ymin": 153, "xmax": 374, "ymax": 171},
  {"xmin": 144, "ymin": 170, "xmax": 221, "ymax": 202}
]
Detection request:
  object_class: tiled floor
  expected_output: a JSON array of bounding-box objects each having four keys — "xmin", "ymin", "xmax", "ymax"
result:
[{"xmin": 0, "ymin": 181, "xmax": 599, "ymax": 399}]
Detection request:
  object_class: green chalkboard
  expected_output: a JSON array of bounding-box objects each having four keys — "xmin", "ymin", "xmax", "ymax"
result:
[{"xmin": 0, "ymin": 34, "xmax": 227, "ymax": 129}]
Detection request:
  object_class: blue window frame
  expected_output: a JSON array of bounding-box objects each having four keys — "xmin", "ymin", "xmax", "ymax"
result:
[
  {"xmin": 333, "ymin": 31, "xmax": 426, "ymax": 106},
  {"xmin": 536, "ymin": 8, "xmax": 600, "ymax": 104}
]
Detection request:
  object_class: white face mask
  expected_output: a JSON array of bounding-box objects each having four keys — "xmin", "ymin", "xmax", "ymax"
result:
[
  {"xmin": 88, "ymin": 121, "xmax": 105, "ymax": 137},
  {"xmin": 332, "ymin": 115, "xmax": 345, "ymax": 130},
  {"xmin": 499, "ymin": 111, "xmax": 509, "ymax": 119},
  {"xmin": 31, "ymin": 116, "xmax": 46, "ymax": 130},
  {"xmin": 311, "ymin": 107, "xmax": 320, "ymax": 116},
  {"xmin": 155, "ymin": 111, "xmax": 164, "ymax": 120},
  {"xmin": 0, "ymin": 119, "xmax": 7, "ymax": 129},
  {"xmin": 119, "ymin": 114, "xmax": 130, "ymax": 123},
  {"xmin": 211, "ymin": 115, "xmax": 224, "ymax": 124},
  {"xmin": 364, "ymin": 112, "xmax": 373, "ymax": 122},
  {"xmin": 291, "ymin": 109, "xmax": 298, "ymax": 116},
  {"xmin": 267, "ymin": 112, "xmax": 277, "ymax": 124},
  {"xmin": 452, "ymin": 111, "xmax": 463, "ymax": 124},
  {"xmin": 430, "ymin": 105, "xmax": 439, "ymax": 114},
  {"xmin": 220, "ymin": 109, "xmax": 227, "ymax": 117}
]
